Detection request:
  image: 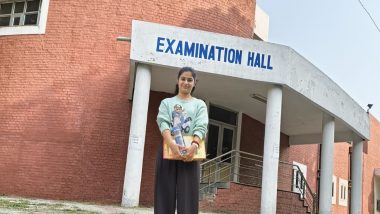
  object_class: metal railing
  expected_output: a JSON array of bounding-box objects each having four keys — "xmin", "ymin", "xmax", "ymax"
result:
[
  {"xmin": 279, "ymin": 160, "xmax": 318, "ymax": 213},
  {"xmin": 200, "ymin": 150, "xmax": 317, "ymax": 213}
]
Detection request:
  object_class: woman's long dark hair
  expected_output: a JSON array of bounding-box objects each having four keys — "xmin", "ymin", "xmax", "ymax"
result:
[{"xmin": 174, "ymin": 67, "xmax": 197, "ymax": 95}]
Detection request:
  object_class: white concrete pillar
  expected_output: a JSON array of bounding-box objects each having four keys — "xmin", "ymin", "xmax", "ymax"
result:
[
  {"xmin": 351, "ymin": 136, "xmax": 363, "ymax": 214},
  {"xmin": 318, "ymin": 113, "xmax": 335, "ymax": 214},
  {"xmin": 121, "ymin": 64, "xmax": 151, "ymax": 207},
  {"xmin": 260, "ymin": 85, "xmax": 282, "ymax": 214}
]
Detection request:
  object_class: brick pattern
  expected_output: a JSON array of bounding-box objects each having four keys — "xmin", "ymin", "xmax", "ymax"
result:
[
  {"xmin": 199, "ymin": 183, "xmax": 309, "ymax": 214},
  {"xmin": 331, "ymin": 142, "xmax": 350, "ymax": 213},
  {"xmin": 329, "ymin": 116, "xmax": 380, "ymax": 213},
  {"xmin": 326, "ymin": 115, "xmax": 380, "ymax": 213},
  {"xmin": 240, "ymin": 113, "xmax": 292, "ymax": 160},
  {"xmin": 240, "ymin": 114, "xmax": 319, "ymax": 193},
  {"xmin": 240, "ymin": 114, "xmax": 265, "ymax": 156},
  {"xmin": 284, "ymin": 144, "xmax": 320, "ymax": 193},
  {"xmin": 0, "ymin": 0, "xmax": 132, "ymax": 202},
  {"xmin": 139, "ymin": 91, "xmax": 172, "ymax": 206},
  {"xmin": 0, "ymin": 0, "xmax": 257, "ymax": 203},
  {"xmin": 362, "ymin": 116, "xmax": 380, "ymax": 213}
]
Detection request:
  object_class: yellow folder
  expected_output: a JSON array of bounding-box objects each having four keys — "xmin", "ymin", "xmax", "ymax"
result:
[{"xmin": 163, "ymin": 136, "xmax": 206, "ymax": 160}]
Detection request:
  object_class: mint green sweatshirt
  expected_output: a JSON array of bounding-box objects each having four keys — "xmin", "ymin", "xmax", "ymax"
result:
[{"xmin": 156, "ymin": 96, "xmax": 208, "ymax": 140}]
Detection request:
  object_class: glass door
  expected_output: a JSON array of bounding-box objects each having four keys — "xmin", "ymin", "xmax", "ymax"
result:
[
  {"xmin": 205, "ymin": 121, "xmax": 235, "ymax": 182},
  {"xmin": 206, "ymin": 122, "xmax": 235, "ymax": 160},
  {"xmin": 201, "ymin": 104, "xmax": 237, "ymax": 184},
  {"xmin": 217, "ymin": 125, "xmax": 235, "ymax": 182}
]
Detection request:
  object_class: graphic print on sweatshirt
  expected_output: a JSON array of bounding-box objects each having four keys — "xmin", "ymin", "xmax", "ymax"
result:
[{"xmin": 171, "ymin": 104, "xmax": 192, "ymax": 134}]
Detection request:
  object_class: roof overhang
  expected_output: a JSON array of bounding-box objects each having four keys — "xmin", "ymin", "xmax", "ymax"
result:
[{"xmin": 128, "ymin": 20, "xmax": 370, "ymax": 142}]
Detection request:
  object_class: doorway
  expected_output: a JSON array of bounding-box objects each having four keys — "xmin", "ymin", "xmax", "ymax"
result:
[
  {"xmin": 204, "ymin": 105, "xmax": 237, "ymax": 182},
  {"xmin": 207, "ymin": 122, "xmax": 235, "ymax": 162}
]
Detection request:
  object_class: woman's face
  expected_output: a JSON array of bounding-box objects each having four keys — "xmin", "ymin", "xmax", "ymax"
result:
[{"xmin": 177, "ymin": 71, "xmax": 195, "ymax": 95}]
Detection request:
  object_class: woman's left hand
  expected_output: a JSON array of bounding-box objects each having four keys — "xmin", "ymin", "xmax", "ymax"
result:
[{"xmin": 183, "ymin": 144, "xmax": 198, "ymax": 162}]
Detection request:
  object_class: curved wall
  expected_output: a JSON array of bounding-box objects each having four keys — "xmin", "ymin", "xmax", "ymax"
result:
[{"xmin": 0, "ymin": 0, "xmax": 256, "ymax": 203}]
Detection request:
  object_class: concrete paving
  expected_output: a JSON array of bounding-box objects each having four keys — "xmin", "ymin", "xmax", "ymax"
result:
[{"xmin": 0, "ymin": 196, "xmax": 220, "ymax": 214}]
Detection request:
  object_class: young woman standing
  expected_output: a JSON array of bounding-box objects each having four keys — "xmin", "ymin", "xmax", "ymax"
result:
[{"xmin": 155, "ymin": 67, "xmax": 209, "ymax": 214}]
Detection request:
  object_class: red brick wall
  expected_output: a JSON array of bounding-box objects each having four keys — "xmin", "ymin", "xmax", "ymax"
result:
[
  {"xmin": 363, "ymin": 116, "xmax": 380, "ymax": 213},
  {"xmin": 327, "ymin": 115, "xmax": 380, "ymax": 213},
  {"xmin": 0, "ymin": 0, "xmax": 257, "ymax": 203},
  {"xmin": 0, "ymin": 0, "xmax": 132, "ymax": 202},
  {"xmin": 284, "ymin": 144, "xmax": 320, "ymax": 193},
  {"xmin": 139, "ymin": 91, "xmax": 172, "ymax": 206},
  {"xmin": 240, "ymin": 113, "xmax": 290, "ymax": 157},
  {"xmin": 329, "ymin": 116, "xmax": 380, "ymax": 213},
  {"xmin": 198, "ymin": 113, "xmax": 380, "ymax": 214},
  {"xmin": 200, "ymin": 183, "xmax": 309, "ymax": 214},
  {"xmin": 239, "ymin": 113, "xmax": 292, "ymax": 158},
  {"xmin": 240, "ymin": 114, "xmax": 319, "ymax": 193},
  {"xmin": 240, "ymin": 114, "xmax": 265, "ymax": 155},
  {"xmin": 331, "ymin": 142, "xmax": 350, "ymax": 213}
]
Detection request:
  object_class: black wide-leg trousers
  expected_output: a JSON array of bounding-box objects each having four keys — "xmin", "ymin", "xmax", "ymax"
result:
[{"xmin": 154, "ymin": 144, "xmax": 200, "ymax": 214}]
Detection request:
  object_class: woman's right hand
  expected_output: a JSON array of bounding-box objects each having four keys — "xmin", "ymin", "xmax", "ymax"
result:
[
  {"xmin": 168, "ymin": 141, "xmax": 185, "ymax": 159},
  {"xmin": 162, "ymin": 129, "xmax": 184, "ymax": 159}
]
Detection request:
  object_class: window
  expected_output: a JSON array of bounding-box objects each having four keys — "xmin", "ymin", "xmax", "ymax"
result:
[
  {"xmin": 0, "ymin": 0, "xmax": 40, "ymax": 27},
  {"xmin": 292, "ymin": 162, "xmax": 307, "ymax": 198},
  {"xmin": 0, "ymin": 0, "xmax": 49, "ymax": 36},
  {"xmin": 338, "ymin": 178, "xmax": 348, "ymax": 206},
  {"xmin": 332, "ymin": 176, "xmax": 337, "ymax": 204},
  {"xmin": 209, "ymin": 105, "xmax": 237, "ymax": 126}
]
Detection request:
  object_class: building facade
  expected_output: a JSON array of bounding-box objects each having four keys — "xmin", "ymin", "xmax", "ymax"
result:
[{"xmin": 0, "ymin": 0, "xmax": 377, "ymax": 213}]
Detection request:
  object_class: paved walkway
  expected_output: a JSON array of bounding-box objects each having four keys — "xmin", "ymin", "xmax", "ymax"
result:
[{"xmin": 0, "ymin": 196, "xmax": 219, "ymax": 214}]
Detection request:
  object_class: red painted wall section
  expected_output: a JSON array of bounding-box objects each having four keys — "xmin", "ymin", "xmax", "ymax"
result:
[
  {"xmin": 199, "ymin": 183, "xmax": 309, "ymax": 214},
  {"xmin": 326, "ymin": 115, "xmax": 380, "ymax": 213},
  {"xmin": 331, "ymin": 142, "xmax": 350, "ymax": 213},
  {"xmin": 240, "ymin": 114, "xmax": 319, "ymax": 193},
  {"xmin": 139, "ymin": 91, "xmax": 172, "ymax": 206},
  {"xmin": 285, "ymin": 144, "xmax": 320, "ymax": 193},
  {"xmin": 362, "ymin": 115, "xmax": 380, "ymax": 213},
  {"xmin": 330, "ymin": 115, "xmax": 380, "ymax": 213}
]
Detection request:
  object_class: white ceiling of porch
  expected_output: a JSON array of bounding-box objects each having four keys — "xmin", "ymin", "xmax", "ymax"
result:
[{"xmin": 148, "ymin": 65, "xmax": 351, "ymax": 142}]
